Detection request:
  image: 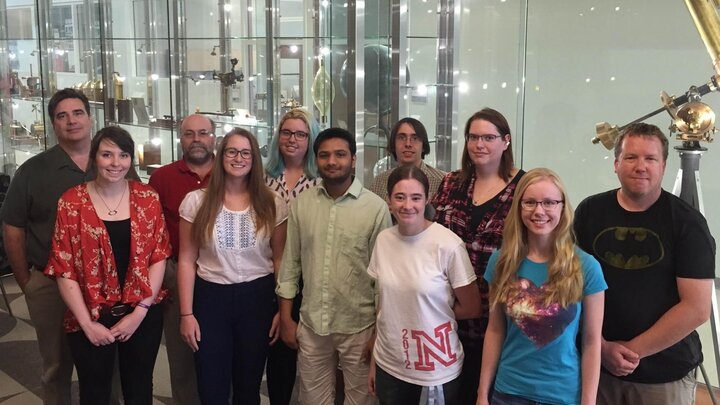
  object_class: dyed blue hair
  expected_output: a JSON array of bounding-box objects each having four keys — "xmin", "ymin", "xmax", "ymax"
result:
[{"xmin": 265, "ymin": 108, "xmax": 320, "ymax": 179}]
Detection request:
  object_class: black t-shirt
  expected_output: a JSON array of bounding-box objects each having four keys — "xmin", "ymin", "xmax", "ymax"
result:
[
  {"xmin": 574, "ymin": 189, "xmax": 715, "ymax": 383},
  {"xmin": 104, "ymin": 218, "xmax": 131, "ymax": 289}
]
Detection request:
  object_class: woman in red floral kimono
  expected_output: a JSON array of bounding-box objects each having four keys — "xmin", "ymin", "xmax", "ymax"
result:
[{"xmin": 45, "ymin": 126, "xmax": 171, "ymax": 405}]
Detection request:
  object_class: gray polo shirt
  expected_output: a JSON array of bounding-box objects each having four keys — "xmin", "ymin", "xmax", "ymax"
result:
[{"xmin": 1, "ymin": 145, "xmax": 91, "ymax": 268}]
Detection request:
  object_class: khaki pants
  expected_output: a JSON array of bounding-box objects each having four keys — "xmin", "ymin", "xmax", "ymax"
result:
[
  {"xmin": 296, "ymin": 322, "xmax": 375, "ymax": 405},
  {"xmin": 24, "ymin": 271, "xmax": 74, "ymax": 405},
  {"xmin": 597, "ymin": 370, "xmax": 697, "ymax": 405},
  {"xmin": 162, "ymin": 259, "xmax": 201, "ymax": 404}
]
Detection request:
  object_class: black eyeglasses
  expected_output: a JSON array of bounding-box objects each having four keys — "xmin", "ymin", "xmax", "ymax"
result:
[
  {"xmin": 224, "ymin": 148, "xmax": 252, "ymax": 159},
  {"xmin": 467, "ymin": 134, "xmax": 503, "ymax": 143},
  {"xmin": 279, "ymin": 129, "xmax": 309, "ymax": 140},
  {"xmin": 520, "ymin": 199, "xmax": 564, "ymax": 211}
]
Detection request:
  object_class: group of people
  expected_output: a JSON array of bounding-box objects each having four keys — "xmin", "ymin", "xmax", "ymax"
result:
[{"xmin": 0, "ymin": 86, "xmax": 715, "ymax": 405}]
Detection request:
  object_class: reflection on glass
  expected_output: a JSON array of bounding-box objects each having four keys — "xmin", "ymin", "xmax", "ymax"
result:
[{"xmin": 311, "ymin": 56, "xmax": 335, "ymax": 124}]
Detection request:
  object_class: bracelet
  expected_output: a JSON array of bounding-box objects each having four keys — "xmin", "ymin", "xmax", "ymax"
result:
[
  {"xmin": 136, "ymin": 302, "xmax": 151, "ymax": 310},
  {"xmin": 180, "ymin": 313, "xmax": 194, "ymax": 317}
]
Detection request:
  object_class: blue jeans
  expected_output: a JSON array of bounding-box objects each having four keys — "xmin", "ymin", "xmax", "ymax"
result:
[
  {"xmin": 375, "ymin": 364, "xmax": 461, "ymax": 405},
  {"xmin": 491, "ymin": 390, "xmax": 554, "ymax": 405},
  {"xmin": 193, "ymin": 274, "xmax": 276, "ymax": 405}
]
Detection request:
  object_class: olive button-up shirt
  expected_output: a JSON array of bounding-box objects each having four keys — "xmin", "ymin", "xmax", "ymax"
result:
[{"xmin": 276, "ymin": 177, "xmax": 392, "ymax": 335}]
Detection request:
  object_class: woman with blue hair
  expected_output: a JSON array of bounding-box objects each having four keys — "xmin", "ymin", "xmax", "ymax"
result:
[
  {"xmin": 265, "ymin": 108, "xmax": 321, "ymax": 202},
  {"xmin": 265, "ymin": 108, "xmax": 321, "ymax": 405}
]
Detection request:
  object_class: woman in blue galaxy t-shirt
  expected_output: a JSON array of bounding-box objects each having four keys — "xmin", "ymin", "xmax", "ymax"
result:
[{"xmin": 477, "ymin": 168, "xmax": 607, "ymax": 405}]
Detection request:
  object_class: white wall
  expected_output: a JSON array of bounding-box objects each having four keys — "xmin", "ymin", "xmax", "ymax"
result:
[{"xmin": 456, "ymin": 0, "xmax": 720, "ymax": 386}]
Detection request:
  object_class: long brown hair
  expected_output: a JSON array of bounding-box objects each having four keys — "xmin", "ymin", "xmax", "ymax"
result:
[
  {"xmin": 489, "ymin": 168, "xmax": 582, "ymax": 308},
  {"xmin": 460, "ymin": 108, "xmax": 515, "ymax": 183},
  {"xmin": 191, "ymin": 128, "xmax": 277, "ymax": 246}
]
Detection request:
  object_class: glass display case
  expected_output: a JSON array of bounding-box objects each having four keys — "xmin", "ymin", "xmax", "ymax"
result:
[
  {"xmin": 99, "ymin": 0, "xmax": 276, "ymax": 178},
  {"xmin": 0, "ymin": 0, "xmax": 396, "ymax": 182},
  {"xmin": 1, "ymin": 0, "xmax": 105, "ymax": 174}
]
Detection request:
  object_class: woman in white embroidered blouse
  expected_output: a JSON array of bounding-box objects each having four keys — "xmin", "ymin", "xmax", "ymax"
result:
[{"xmin": 177, "ymin": 128, "xmax": 287, "ymax": 404}]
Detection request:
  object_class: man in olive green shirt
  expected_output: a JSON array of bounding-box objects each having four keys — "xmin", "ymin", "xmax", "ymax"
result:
[
  {"xmin": 277, "ymin": 127, "xmax": 391, "ymax": 405},
  {"xmin": 1, "ymin": 89, "xmax": 93, "ymax": 405}
]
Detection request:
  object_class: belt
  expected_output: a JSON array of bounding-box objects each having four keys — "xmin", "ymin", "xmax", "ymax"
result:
[{"xmin": 100, "ymin": 304, "xmax": 132, "ymax": 317}]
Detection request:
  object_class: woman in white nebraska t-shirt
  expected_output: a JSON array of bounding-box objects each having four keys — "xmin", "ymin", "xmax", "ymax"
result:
[{"xmin": 368, "ymin": 165, "xmax": 481, "ymax": 404}]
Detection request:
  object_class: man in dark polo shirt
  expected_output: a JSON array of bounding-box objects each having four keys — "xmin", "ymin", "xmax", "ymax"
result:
[
  {"xmin": 148, "ymin": 114, "xmax": 215, "ymax": 405},
  {"xmin": 1, "ymin": 88, "xmax": 93, "ymax": 405}
]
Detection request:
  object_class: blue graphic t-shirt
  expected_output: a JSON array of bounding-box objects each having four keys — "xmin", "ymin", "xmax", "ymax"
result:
[{"xmin": 484, "ymin": 248, "xmax": 607, "ymax": 405}]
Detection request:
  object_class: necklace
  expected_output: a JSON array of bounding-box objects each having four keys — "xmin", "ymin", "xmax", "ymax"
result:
[
  {"xmin": 94, "ymin": 181, "xmax": 127, "ymax": 216},
  {"xmin": 472, "ymin": 177, "xmax": 507, "ymax": 205}
]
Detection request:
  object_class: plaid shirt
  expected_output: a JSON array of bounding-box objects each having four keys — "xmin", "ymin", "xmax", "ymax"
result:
[{"xmin": 431, "ymin": 169, "xmax": 524, "ymax": 348}]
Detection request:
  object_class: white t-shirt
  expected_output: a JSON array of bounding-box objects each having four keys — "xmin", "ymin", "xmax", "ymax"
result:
[
  {"xmin": 179, "ymin": 189, "xmax": 288, "ymax": 284},
  {"xmin": 368, "ymin": 222, "xmax": 476, "ymax": 386}
]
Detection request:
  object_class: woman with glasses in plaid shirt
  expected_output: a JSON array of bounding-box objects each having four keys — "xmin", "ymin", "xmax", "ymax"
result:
[{"xmin": 432, "ymin": 108, "xmax": 525, "ymax": 405}]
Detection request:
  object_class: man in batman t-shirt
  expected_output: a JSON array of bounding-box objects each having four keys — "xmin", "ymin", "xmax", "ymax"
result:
[{"xmin": 574, "ymin": 122, "xmax": 715, "ymax": 405}]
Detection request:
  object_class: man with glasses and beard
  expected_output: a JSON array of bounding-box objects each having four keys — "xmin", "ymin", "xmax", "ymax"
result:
[{"xmin": 149, "ymin": 114, "xmax": 216, "ymax": 405}]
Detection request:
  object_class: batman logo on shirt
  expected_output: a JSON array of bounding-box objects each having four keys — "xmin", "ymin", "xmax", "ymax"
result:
[{"xmin": 592, "ymin": 226, "xmax": 664, "ymax": 270}]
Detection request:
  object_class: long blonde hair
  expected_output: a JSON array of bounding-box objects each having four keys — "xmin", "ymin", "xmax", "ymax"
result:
[
  {"xmin": 489, "ymin": 168, "xmax": 582, "ymax": 308},
  {"xmin": 191, "ymin": 128, "xmax": 277, "ymax": 246}
]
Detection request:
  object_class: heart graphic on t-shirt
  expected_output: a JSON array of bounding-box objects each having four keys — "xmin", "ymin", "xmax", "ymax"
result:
[{"xmin": 505, "ymin": 278, "xmax": 577, "ymax": 348}]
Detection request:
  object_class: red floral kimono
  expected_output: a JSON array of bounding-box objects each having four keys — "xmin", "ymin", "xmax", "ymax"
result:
[{"xmin": 45, "ymin": 181, "xmax": 171, "ymax": 333}]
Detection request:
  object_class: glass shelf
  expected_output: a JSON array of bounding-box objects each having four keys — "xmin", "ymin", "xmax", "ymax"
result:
[{"xmin": 0, "ymin": 0, "xmax": 393, "ymax": 183}]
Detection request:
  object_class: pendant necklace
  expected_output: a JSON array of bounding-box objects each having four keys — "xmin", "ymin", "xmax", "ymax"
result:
[{"xmin": 95, "ymin": 181, "xmax": 127, "ymax": 216}]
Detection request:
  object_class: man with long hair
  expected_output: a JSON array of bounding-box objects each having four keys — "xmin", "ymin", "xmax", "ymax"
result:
[{"xmin": 369, "ymin": 117, "xmax": 445, "ymax": 203}]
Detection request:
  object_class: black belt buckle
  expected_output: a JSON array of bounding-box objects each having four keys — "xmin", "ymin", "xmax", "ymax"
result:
[{"xmin": 109, "ymin": 304, "xmax": 130, "ymax": 317}]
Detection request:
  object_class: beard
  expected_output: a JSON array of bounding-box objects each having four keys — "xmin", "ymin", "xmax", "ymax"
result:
[
  {"xmin": 184, "ymin": 145, "xmax": 213, "ymax": 165},
  {"xmin": 320, "ymin": 168, "xmax": 353, "ymax": 187}
]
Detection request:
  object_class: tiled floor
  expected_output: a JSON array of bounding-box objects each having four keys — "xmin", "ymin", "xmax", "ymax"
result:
[
  {"xmin": 0, "ymin": 276, "xmax": 275, "ymax": 404},
  {"xmin": 3, "ymin": 274, "xmax": 719, "ymax": 405}
]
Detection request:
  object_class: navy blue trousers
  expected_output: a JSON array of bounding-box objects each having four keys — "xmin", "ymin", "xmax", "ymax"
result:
[{"xmin": 193, "ymin": 274, "xmax": 276, "ymax": 405}]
